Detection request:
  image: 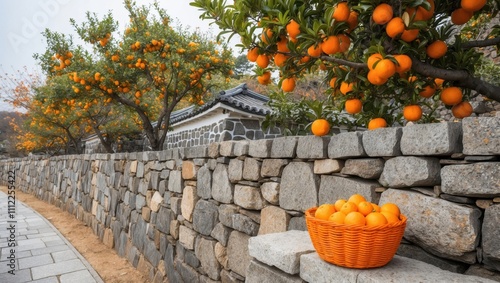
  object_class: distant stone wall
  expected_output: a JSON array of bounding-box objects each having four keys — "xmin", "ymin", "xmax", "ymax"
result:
[
  {"xmin": 1, "ymin": 117, "xmax": 499, "ymax": 282},
  {"xmin": 164, "ymin": 118, "xmax": 281, "ymax": 149}
]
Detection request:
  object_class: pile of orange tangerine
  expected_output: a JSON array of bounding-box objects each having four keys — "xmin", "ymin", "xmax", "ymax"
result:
[{"xmin": 314, "ymin": 194, "xmax": 402, "ymax": 227}]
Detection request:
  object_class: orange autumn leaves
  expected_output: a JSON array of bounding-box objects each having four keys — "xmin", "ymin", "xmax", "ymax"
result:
[{"xmin": 314, "ymin": 194, "xmax": 403, "ymax": 227}]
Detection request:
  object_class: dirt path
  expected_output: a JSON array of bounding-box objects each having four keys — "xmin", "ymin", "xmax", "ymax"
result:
[{"xmin": 0, "ymin": 186, "xmax": 149, "ymax": 283}]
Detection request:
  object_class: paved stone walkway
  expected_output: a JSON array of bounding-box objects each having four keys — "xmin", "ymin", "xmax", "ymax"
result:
[{"xmin": 0, "ymin": 191, "xmax": 103, "ymax": 283}]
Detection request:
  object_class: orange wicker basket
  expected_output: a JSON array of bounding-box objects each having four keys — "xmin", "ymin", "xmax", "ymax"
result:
[{"xmin": 305, "ymin": 207, "xmax": 407, "ymax": 269}]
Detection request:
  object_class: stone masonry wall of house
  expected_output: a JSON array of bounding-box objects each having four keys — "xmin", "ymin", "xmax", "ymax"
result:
[
  {"xmin": 0, "ymin": 116, "xmax": 499, "ymax": 282},
  {"xmin": 164, "ymin": 118, "xmax": 281, "ymax": 150}
]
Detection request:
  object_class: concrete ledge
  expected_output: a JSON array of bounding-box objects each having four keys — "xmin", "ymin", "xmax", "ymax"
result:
[
  {"xmin": 248, "ymin": 230, "xmax": 315, "ymax": 275},
  {"xmin": 300, "ymin": 253, "xmax": 497, "ymax": 283}
]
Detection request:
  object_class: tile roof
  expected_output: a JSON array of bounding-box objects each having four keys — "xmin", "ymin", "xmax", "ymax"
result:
[{"xmin": 170, "ymin": 83, "xmax": 271, "ymax": 125}]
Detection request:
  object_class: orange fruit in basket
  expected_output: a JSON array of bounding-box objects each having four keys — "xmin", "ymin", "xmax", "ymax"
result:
[
  {"xmin": 328, "ymin": 211, "xmax": 346, "ymax": 224},
  {"xmin": 334, "ymin": 199, "xmax": 347, "ymax": 212},
  {"xmin": 358, "ymin": 201, "xmax": 374, "ymax": 216},
  {"xmin": 344, "ymin": 211, "xmax": 366, "ymax": 226},
  {"xmin": 366, "ymin": 212, "xmax": 388, "ymax": 227},
  {"xmin": 380, "ymin": 203, "xmax": 401, "ymax": 217},
  {"xmin": 381, "ymin": 211, "xmax": 400, "ymax": 224},
  {"xmin": 371, "ymin": 203, "xmax": 381, "ymax": 212},
  {"xmin": 315, "ymin": 204, "xmax": 337, "ymax": 220},
  {"xmin": 348, "ymin": 194, "xmax": 366, "ymax": 206},
  {"xmin": 340, "ymin": 201, "xmax": 358, "ymax": 215}
]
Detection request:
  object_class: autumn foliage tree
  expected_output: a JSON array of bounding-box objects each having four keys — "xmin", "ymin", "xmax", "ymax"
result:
[
  {"xmin": 192, "ymin": 0, "xmax": 500, "ymax": 132},
  {"xmin": 34, "ymin": 0, "xmax": 234, "ymax": 151}
]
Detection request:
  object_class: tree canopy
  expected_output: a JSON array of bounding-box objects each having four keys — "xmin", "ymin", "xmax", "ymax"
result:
[{"xmin": 192, "ymin": 0, "xmax": 500, "ymax": 131}]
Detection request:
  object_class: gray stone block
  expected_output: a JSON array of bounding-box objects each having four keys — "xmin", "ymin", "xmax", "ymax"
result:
[
  {"xmin": 211, "ymin": 164, "xmax": 234, "ymax": 203},
  {"xmin": 279, "ymin": 162, "xmax": 319, "ymax": 211},
  {"xmin": 246, "ymin": 260, "xmax": 304, "ymax": 283},
  {"xmin": 300, "ymin": 253, "xmax": 495, "ymax": 283},
  {"xmin": 441, "ymin": 162, "xmax": 500, "ymax": 197},
  {"xmin": 167, "ymin": 170, "xmax": 183, "ymax": 193},
  {"xmin": 288, "ymin": 216, "xmax": 306, "ymax": 231},
  {"xmin": 397, "ymin": 243, "xmax": 468, "ymax": 273},
  {"xmin": 234, "ymin": 185, "xmax": 266, "ymax": 210},
  {"xmin": 340, "ymin": 158, "xmax": 384, "ymax": 179},
  {"xmin": 228, "ymin": 159, "xmax": 243, "ymax": 183},
  {"xmin": 176, "ymin": 259, "xmax": 200, "ymax": 283},
  {"xmin": 227, "ymin": 231, "xmax": 251, "ymax": 277},
  {"xmin": 482, "ymin": 204, "xmax": 500, "ymax": 272},
  {"xmin": 380, "ymin": 189, "xmax": 481, "ymax": 264},
  {"xmin": 248, "ymin": 139, "xmax": 273, "ymax": 158},
  {"xmin": 362, "ymin": 127, "xmax": 402, "ymax": 157},
  {"xmin": 193, "ymin": 200, "xmax": 219, "ymax": 236},
  {"xmin": 249, "ymin": 230, "xmax": 314, "ymax": 274},
  {"xmin": 463, "ymin": 117, "xmax": 500, "ymax": 155},
  {"xmin": 319, "ymin": 175, "xmax": 380, "ymax": 205},
  {"xmin": 313, "ymin": 159, "xmax": 344, "ymax": 175},
  {"xmin": 185, "ymin": 145, "xmax": 208, "ymax": 159},
  {"xmin": 258, "ymin": 206, "xmax": 290, "ymax": 235},
  {"xmin": 296, "ymin": 136, "xmax": 329, "ymax": 159},
  {"xmin": 243, "ymin": 158, "xmax": 261, "ymax": 181},
  {"xmin": 379, "ymin": 156, "xmax": 441, "ymax": 188},
  {"xmin": 196, "ymin": 165, "xmax": 212, "ymax": 199},
  {"xmin": 210, "ymin": 222, "xmax": 231, "ymax": 247},
  {"xmin": 220, "ymin": 141, "xmax": 235, "ymax": 157},
  {"xmin": 261, "ymin": 182, "xmax": 280, "ymax": 205},
  {"xmin": 195, "ymin": 237, "xmax": 221, "ymax": 280},
  {"xmin": 218, "ymin": 204, "xmax": 239, "ymax": 229},
  {"xmin": 401, "ymin": 122, "xmax": 462, "ymax": 155},
  {"xmin": 208, "ymin": 142, "xmax": 220, "ymax": 158},
  {"xmin": 232, "ymin": 214, "xmax": 259, "ymax": 236},
  {"xmin": 233, "ymin": 140, "xmax": 249, "ymax": 156},
  {"xmin": 261, "ymin": 159, "xmax": 288, "ymax": 177},
  {"xmin": 156, "ymin": 206, "xmax": 174, "ymax": 234},
  {"xmin": 179, "ymin": 225, "xmax": 198, "ymax": 250},
  {"xmin": 328, "ymin": 132, "xmax": 366, "ymax": 159},
  {"xmin": 271, "ymin": 136, "xmax": 298, "ymax": 158}
]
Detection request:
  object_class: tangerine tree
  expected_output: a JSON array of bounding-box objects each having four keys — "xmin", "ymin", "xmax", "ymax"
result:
[
  {"xmin": 192, "ymin": 0, "xmax": 500, "ymax": 130},
  {"xmin": 35, "ymin": 0, "xmax": 234, "ymax": 151}
]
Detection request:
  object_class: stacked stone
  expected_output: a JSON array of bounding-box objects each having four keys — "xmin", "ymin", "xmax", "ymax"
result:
[{"xmin": 0, "ymin": 117, "xmax": 498, "ymax": 282}]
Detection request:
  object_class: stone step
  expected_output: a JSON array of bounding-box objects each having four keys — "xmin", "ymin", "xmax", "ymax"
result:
[{"xmin": 246, "ymin": 230, "xmax": 497, "ymax": 283}]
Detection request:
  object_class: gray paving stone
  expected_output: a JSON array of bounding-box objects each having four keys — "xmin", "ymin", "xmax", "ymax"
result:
[
  {"xmin": 60, "ymin": 269, "xmax": 97, "ymax": 283},
  {"xmin": 0, "ymin": 250, "xmax": 31, "ymax": 261},
  {"xmin": 26, "ymin": 232, "xmax": 57, "ymax": 238},
  {"xmin": 52, "ymin": 250, "xmax": 78, "ymax": 262},
  {"xmin": 31, "ymin": 258, "xmax": 87, "ymax": 280},
  {"xmin": 31, "ymin": 276, "xmax": 59, "ymax": 283},
  {"xmin": 30, "ymin": 244, "xmax": 70, "ymax": 256},
  {"xmin": 45, "ymin": 239, "xmax": 66, "ymax": 247},
  {"xmin": 18, "ymin": 254, "xmax": 53, "ymax": 269},
  {"xmin": 0, "ymin": 267, "xmax": 32, "ymax": 282}
]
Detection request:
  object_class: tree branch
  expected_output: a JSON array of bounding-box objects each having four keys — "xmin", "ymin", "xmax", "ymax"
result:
[
  {"xmin": 410, "ymin": 56, "xmax": 500, "ymax": 102},
  {"xmin": 320, "ymin": 56, "xmax": 367, "ymax": 69},
  {"xmin": 462, "ymin": 36, "xmax": 500, "ymax": 49}
]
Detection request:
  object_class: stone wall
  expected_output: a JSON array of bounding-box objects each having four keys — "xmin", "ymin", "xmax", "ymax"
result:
[
  {"xmin": 0, "ymin": 116, "xmax": 499, "ymax": 282},
  {"xmin": 164, "ymin": 118, "xmax": 281, "ymax": 150}
]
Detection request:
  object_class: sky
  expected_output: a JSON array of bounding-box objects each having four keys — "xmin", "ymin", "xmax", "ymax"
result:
[{"xmin": 0, "ymin": 0, "xmax": 236, "ymax": 112}]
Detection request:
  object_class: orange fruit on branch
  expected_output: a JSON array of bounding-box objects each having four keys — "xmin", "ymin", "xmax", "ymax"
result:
[
  {"xmin": 247, "ymin": 47, "xmax": 259, "ymax": 62},
  {"xmin": 372, "ymin": 3, "xmax": 393, "ymax": 25},
  {"xmin": 321, "ymin": 35, "xmax": 340, "ymax": 55},
  {"xmin": 256, "ymin": 54, "xmax": 270, "ymax": 68},
  {"xmin": 367, "ymin": 53, "xmax": 382, "ymax": 70},
  {"xmin": 426, "ymin": 40, "xmax": 448, "ymax": 59},
  {"xmin": 257, "ymin": 71, "xmax": 272, "ymax": 85},
  {"xmin": 307, "ymin": 44, "xmax": 323, "ymax": 57},
  {"xmin": 386, "ymin": 17, "xmax": 405, "ymax": 38},
  {"xmin": 311, "ymin": 118, "xmax": 330, "ymax": 136},
  {"xmin": 345, "ymin": 98, "xmax": 362, "ymax": 114},
  {"xmin": 452, "ymin": 101, "xmax": 473, "ymax": 118},
  {"xmin": 451, "ymin": 8, "xmax": 473, "ymax": 25},
  {"xmin": 461, "ymin": 0, "xmax": 486, "ymax": 12},
  {"xmin": 441, "ymin": 86, "xmax": 463, "ymax": 106},
  {"xmin": 340, "ymin": 81, "xmax": 355, "ymax": 95},
  {"xmin": 286, "ymin": 19, "xmax": 301, "ymax": 38},
  {"xmin": 400, "ymin": 28, "xmax": 419, "ymax": 42},
  {"xmin": 332, "ymin": 1, "xmax": 350, "ymax": 22},
  {"xmin": 419, "ymin": 85, "xmax": 436, "ymax": 98},
  {"xmin": 373, "ymin": 59, "xmax": 396, "ymax": 80},
  {"xmin": 394, "ymin": 54, "xmax": 412, "ymax": 74},
  {"xmin": 368, "ymin": 117, "xmax": 387, "ymax": 130},
  {"xmin": 281, "ymin": 77, "xmax": 296, "ymax": 92},
  {"xmin": 403, "ymin": 104, "xmax": 423, "ymax": 122}
]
